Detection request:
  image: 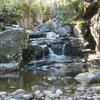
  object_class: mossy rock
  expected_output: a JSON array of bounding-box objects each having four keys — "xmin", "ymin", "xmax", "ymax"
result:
[{"xmin": 0, "ymin": 27, "xmax": 27, "ymax": 63}]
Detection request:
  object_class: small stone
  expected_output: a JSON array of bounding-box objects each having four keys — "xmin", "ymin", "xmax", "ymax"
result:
[
  {"xmin": 46, "ymin": 93, "xmax": 56, "ymax": 99},
  {"xmin": 34, "ymin": 90, "xmax": 43, "ymax": 99},
  {"xmin": 13, "ymin": 93, "xmax": 25, "ymax": 99},
  {"xmin": 9, "ymin": 98, "xmax": 18, "ymax": 100},
  {"xmin": 23, "ymin": 94, "xmax": 33, "ymax": 100},
  {"xmin": 77, "ymin": 86, "xmax": 85, "ymax": 91},
  {"xmin": 93, "ymin": 95, "xmax": 100, "ymax": 99},
  {"xmin": 87, "ymin": 97, "xmax": 93, "ymax": 99},
  {"xmin": 9, "ymin": 86, "xmax": 16, "ymax": 89},
  {"xmin": 45, "ymin": 97, "xmax": 52, "ymax": 100},
  {"xmin": 12, "ymin": 89, "xmax": 25, "ymax": 95},
  {"xmin": 48, "ymin": 77, "xmax": 57, "ymax": 81},
  {"xmin": 68, "ymin": 97, "xmax": 72, "ymax": 100},
  {"xmin": 0, "ymin": 92, "xmax": 7, "ymax": 96},
  {"xmin": 56, "ymin": 89, "xmax": 63, "ymax": 96},
  {"xmin": 43, "ymin": 90, "xmax": 53, "ymax": 95},
  {"xmin": 60, "ymin": 96, "xmax": 68, "ymax": 99}
]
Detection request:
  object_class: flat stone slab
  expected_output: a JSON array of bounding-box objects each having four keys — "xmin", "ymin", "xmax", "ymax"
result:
[{"xmin": 0, "ymin": 62, "xmax": 20, "ymax": 71}]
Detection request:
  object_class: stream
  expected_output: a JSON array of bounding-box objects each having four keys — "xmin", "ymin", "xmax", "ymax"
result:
[{"xmin": 0, "ymin": 40, "xmax": 86, "ymax": 93}]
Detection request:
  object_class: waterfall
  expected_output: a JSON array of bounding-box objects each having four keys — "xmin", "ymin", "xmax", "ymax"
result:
[
  {"xmin": 39, "ymin": 45, "xmax": 47, "ymax": 58},
  {"xmin": 48, "ymin": 48, "xmax": 54, "ymax": 56},
  {"xmin": 62, "ymin": 43, "xmax": 66, "ymax": 55}
]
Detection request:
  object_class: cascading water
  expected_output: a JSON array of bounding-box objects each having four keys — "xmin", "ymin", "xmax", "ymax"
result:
[
  {"xmin": 39, "ymin": 45, "xmax": 47, "ymax": 59},
  {"xmin": 48, "ymin": 48, "xmax": 54, "ymax": 56},
  {"xmin": 62, "ymin": 43, "xmax": 66, "ymax": 55}
]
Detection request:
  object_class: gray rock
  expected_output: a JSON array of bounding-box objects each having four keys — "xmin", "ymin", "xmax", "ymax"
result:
[
  {"xmin": 0, "ymin": 92, "xmax": 7, "ymax": 96},
  {"xmin": 13, "ymin": 93, "xmax": 25, "ymax": 99},
  {"xmin": 30, "ymin": 44, "xmax": 43, "ymax": 59},
  {"xmin": 34, "ymin": 23, "xmax": 51, "ymax": 34},
  {"xmin": 12, "ymin": 89, "xmax": 25, "ymax": 95},
  {"xmin": 93, "ymin": 95, "xmax": 100, "ymax": 99},
  {"xmin": 0, "ymin": 62, "xmax": 20, "ymax": 70},
  {"xmin": 51, "ymin": 20, "xmax": 72, "ymax": 36},
  {"xmin": 34, "ymin": 90, "xmax": 44, "ymax": 99},
  {"xmin": 9, "ymin": 98, "xmax": 18, "ymax": 100},
  {"xmin": 90, "ymin": 10, "xmax": 100, "ymax": 56},
  {"xmin": 55, "ymin": 89, "xmax": 63, "ymax": 96},
  {"xmin": 23, "ymin": 94, "xmax": 33, "ymax": 100},
  {"xmin": 0, "ymin": 27, "xmax": 27, "ymax": 63},
  {"xmin": 46, "ymin": 32, "xmax": 57, "ymax": 39},
  {"xmin": 75, "ymin": 70, "xmax": 100, "ymax": 86},
  {"xmin": 45, "ymin": 97, "xmax": 52, "ymax": 100},
  {"xmin": 77, "ymin": 86, "xmax": 85, "ymax": 91},
  {"xmin": 75, "ymin": 72, "xmax": 94, "ymax": 86}
]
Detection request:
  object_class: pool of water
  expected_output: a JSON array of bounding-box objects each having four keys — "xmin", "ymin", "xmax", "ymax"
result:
[{"xmin": 0, "ymin": 64, "xmax": 85, "ymax": 93}]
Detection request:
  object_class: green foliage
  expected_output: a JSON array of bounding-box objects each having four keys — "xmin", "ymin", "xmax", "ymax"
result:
[{"xmin": 59, "ymin": 0, "xmax": 84, "ymax": 24}]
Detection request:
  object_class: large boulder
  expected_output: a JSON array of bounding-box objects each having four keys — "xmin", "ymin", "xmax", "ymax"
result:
[
  {"xmin": 51, "ymin": 17, "xmax": 72, "ymax": 37},
  {"xmin": 33, "ymin": 16, "xmax": 72, "ymax": 37},
  {"xmin": 75, "ymin": 70, "xmax": 100, "ymax": 86},
  {"xmin": 90, "ymin": 9, "xmax": 100, "ymax": 55},
  {"xmin": 0, "ymin": 27, "xmax": 27, "ymax": 63},
  {"xmin": 33, "ymin": 23, "xmax": 51, "ymax": 35}
]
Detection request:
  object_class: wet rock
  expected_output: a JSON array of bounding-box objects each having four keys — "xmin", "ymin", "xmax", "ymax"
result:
[
  {"xmin": 39, "ymin": 45, "xmax": 49, "ymax": 56},
  {"xmin": 23, "ymin": 94, "xmax": 33, "ymax": 100},
  {"xmin": 30, "ymin": 44, "xmax": 43, "ymax": 59},
  {"xmin": 0, "ymin": 27, "xmax": 27, "ymax": 63}
]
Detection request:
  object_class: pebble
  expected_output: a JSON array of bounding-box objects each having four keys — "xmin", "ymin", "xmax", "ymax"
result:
[
  {"xmin": 12, "ymin": 89, "xmax": 25, "ymax": 95},
  {"xmin": 9, "ymin": 86, "xmax": 16, "ymax": 89},
  {"xmin": 9, "ymin": 98, "xmax": 18, "ymax": 100},
  {"xmin": 13, "ymin": 92, "xmax": 25, "ymax": 99},
  {"xmin": 0, "ymin": 92, "xmax": 7, "ymax": 96},
  {"xmin": 77, "ymin": 86, "xmax": 85, "ymax": 91},
  {"xmin": 34, "ymin": 90, "xmax": 44, "ymax": 99},
  {"xmin": 23, "ymin": 94, "xmax": 33, "ymax": 100},
  {"xmin": 45, "ymin": 97, "xmax": 52, "ymax": 100},
  {"xmin": 56, "ymin": 89, "xmax": 63, "ymax": 96}
]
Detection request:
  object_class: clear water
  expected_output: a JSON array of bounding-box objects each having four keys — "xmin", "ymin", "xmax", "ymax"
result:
[
  {"xmin": 0, "ymin": 49, "xmax": 87, "ymax": 93},
  {"xmin": 0, "ymin": 62, "xmax": 86, "ymax": 92}
]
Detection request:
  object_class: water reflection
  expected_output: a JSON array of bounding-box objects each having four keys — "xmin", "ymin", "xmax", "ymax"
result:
[{"xmin": 0, "ymin": 66, "xmax": 83, "ymax": 92}]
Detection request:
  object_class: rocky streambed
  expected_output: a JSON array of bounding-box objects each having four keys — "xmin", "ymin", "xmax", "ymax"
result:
[
  {"xmin": 0, "ymin": 66, "xmax": 100, "ymax": 100},
  {"xmin": 0, "ymin": 8, "xmax": 100, "ymax": 100}
]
